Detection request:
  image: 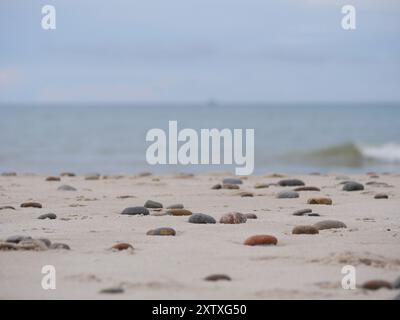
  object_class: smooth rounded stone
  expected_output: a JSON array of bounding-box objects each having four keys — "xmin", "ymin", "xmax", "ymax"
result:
[
  {"xmin": 121, "ymin": 206, "xmax": 149, "ymax": 216},
  {"xmin": 307, "ymin": 197, "xmax": 332, "ymax": 205},
  {"xmin": 38, "ymin": 213, "xmax": 57, "ymax": 220},
  {"xmin": 144, "ymin": 200, "xmax": 163, "ymax": 209},
  {"xmin": 211, "ymin": 183, "xmax": 222, "ymax": 190},
  {"xmin": 219, "ymin": 212, "xmax": 247, "ymax": 224},
  {"xmin": 167, "ymin": 209, "xmax": 192, "ymax": 216},
  {"xmin": 244, "ymin": 235, "xmax": 278, "ymax": 246},
  {"xmin": 38, "ymin": 238, "xmax": 51, "ymax": 247},
  {"xmin": 0, "ymin": 242, "xmax": 17, "ymax": 250},
  {"xmin": 244, "ymin": 213, "xmax": 257, "ymax": 219},
  {"xmin": 112, "ymin": 243, "xmax": 133, "ymax": 251},
  {"xmin": 222, "ymin": 178, "xmax": 243, "ymax": 185},
  {"xmin": 100, "ymin": 287, "xmax": 124, "ymax": 294},
  {"xmin": 146, "ymin": 227, "xmax": 176, "ymax": 236},
  {"xmin": 278, "ymin": 179, "xmax": 305, "ymax": 187},
  {"xmin": 362, "ymin": 280, "xmax": 393, "ymax": 290},
  {"xmin": 204, "ymin": 274, "xmax": 231, "ymax": 282},
  {"xmin": 18, "ymin": 239, "xmax": 48, "ymax": 251},
  {"xmin": 276, "ymin": 191, "xmax": 299, "ymax": 199},
  {"xmin": 313, "ymin": 220, "xmax": 347, "ymax": 230},
  {"xmin": 166, "ymin": 203, "xmax": 184, "ymax": 209},
  {"xmin": 188, "ymin": 213, "xmax": 216, "ymax": 224},
  {"xmin": 20, "ymin": 202, "xmax": 42, "ymax": 208},
  {"xmin": 292, "ymin": 208, "xmax": 312, "ymax": 216},
  {"xmin": 294, "ymin": 186, "xmax": 320, "ymax": 192},
  {"xmin": 239, "ymin": 192, "xmax": 254, "ymax": 197},
  {"xmin": 60, "ymin": 172, "xmax": 76, "ymax": 177},
  {"xmin": 1, "ymin": 172, "xmax": 17, "ymax": 177},
  {"xmin": 85, "ymin": 174, "xmax": 100, "ymax": 180},
  {"xmin": 254, "ymin": 183, "xmax": 269, "ymax": 189},
  {"xmin": 292, "ymin": 225, "xmax": 319, "ymax": 235},
  {"xmin": 342, "ymin": 181, "xmax": 364, "ymax": 191},
  {"xmin": 366, "ymin": 181, "xmax": 391, "ymax": 187},
  {"xmin": 0, "ymin": 206, "xmax": 15, "ymax": 210},
  {"xmin": 46, "ymin": 176, "xmax": 61, "ymax": 182},
  {"xmin": 6, "ymin": 235, "xmax": 32, "ymax": 244},
  {"xmin": 57, "ymin": 185, "xmax": 77, "ymax": 191},
  {"xmin": 393, "ymin": 276, "xmax": 400, "ymax": 289},
  {"xmin": 222, "ymin": 184, "xmax": 240, "ymax": 190},
  {"xmin": 50, "ymin": 243, "xmax": 70, "ymax": 250},
  {"xmin": 307, "ymin": 213, "xmax": 320, "ymax": 217},
  {"xmin": 374, "ymin": 193, "xmax": 389, "ymax": 199}
]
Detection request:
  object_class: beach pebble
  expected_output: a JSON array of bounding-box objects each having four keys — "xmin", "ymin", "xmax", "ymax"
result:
[
  {"xmin": 313, "ymin": 220, "xmax": 347, "ymax": 230},
  {"xmin": 277, "ymin": 191, "xmax": 299, "ymax": 199},
  {"xmin": 0, "ymin": 206, "xmax": 15, "ymax": 210},
  {"xmin": 166, "ymin": 204, "xmax": 184, "ymax": 209},
  {"xmin": 254, "ymin": 183, "xmax": 269, "ymax": 189},
  {"xmin": 222, "ymin": 184, "xmax": 240, "ymax": 190},
  {"xmin": 146, "ymin": 227, "xmax": 176, "ymax": 236},
  {"xmin": 204, "ymin": 274, "xmax": 231, "ymax": 282},
  {"xmin": 292, "ymin": 225, "xmax": 319, "ymax": 235},
  {"xmin": 219, "ymin": 212, "xmax": 247, "ymax": 224},
  {"xmin": 38, "ymin": 213, "xmax": 57, "ymax": 220},
  {"xmin": 167, "ymin": 209, "xmax": 192, "ymax": 216},
  {"xmin": 18, "ymin": 239, "xmax": 48, "ymax": 251},
  {"xmin": 343, "ymin": 181, "xmax": 364, "ymax": 191},
  {"xmin": 57, "ymin": 185, "xmax": 77, "ymax": 191},
  {"xmin": 60, "ymin": 172, "xmax": 76, "ymax": 177},
  {"xmin": 307, "ymin": 197, "xmax": 332, "ymax": 205},
  {"xmin": 294, "ymin": 186, "xmax": 320, "ymax": 192},
  {"xmin": 292, "ymin": 209, "xmax": 312, "ymax": 216},
  {"xmin": 6, "ymin": 235, "xmax": 32, "ymax": 244},
  {"xmin": 278, "ymin": 179, "xmax": 305, "ymax": 187},
  {"xmin": 244, "ymin": 235, "xmax": 278, "ymax": 246},
  {"xmin": 0, "ymin": 242, "xmax": 17, "ymax": 250},
  {"xmin": 50, "ymin": 243, "xmax": 70, "ymax": 250},
  {"xmin": 38, "ymin": 238, "xmax": 51, "ymax": 247},
  {"xmin": 239, "ymin": 192, "xmax": 254, "ymax": 197},
  {"xmin": 100, "ymin": 287, "xmax": 124, "ymax": 294},
  {"xmin": 121, "ymin": 206, "xmax": 149, "ymax": 216},
  {"xmin": 374, "ymin": 193, "xmax": 389, "ymax": 199},
  {"xmin": 223, "ymin": 178, "xmax": 243, "ymax": 185},
  {"xmin": 362, "ymin": 280, "xmax": 393, "ymax": 290},
  {"xmin": 85, "ymin": 174, "xmax": 100, "ymax": 180},
  {"xmin": 211, "ymin": 184, "xmax": 222, "ymax": 190},
  {"xmin": 307, "ymin": 213, "xmax": 320, "ymax": 217},
  {"xmin": 20, "ymin": 202, "xmax": 42, "ymax": 208},
  {"xmin": 244, "ymin": 213, "xmax": 257, "ymax": 219},
  {"xmin": 144, "ymin": 200, "xmax": 163, "ymax": 208},
  {"xmin": 46, "ymin": 176, "xmax": 61, "ymax": 182},
  {"xmin": 112, "ymin": 243, "xmax": 133, "ymax": 251},
  {"xmin": 1, "ymin": 172, "xmax": 17, "ymax": 176},
  {"xmin": 188, "ymin": 213, "xmax": 216, "ymax": 224}
]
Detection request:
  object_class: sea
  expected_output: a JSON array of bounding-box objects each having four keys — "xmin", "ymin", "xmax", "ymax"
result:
[{"xmin": 0, "ymin": 103, "xmax": 399, "ymax": 175}]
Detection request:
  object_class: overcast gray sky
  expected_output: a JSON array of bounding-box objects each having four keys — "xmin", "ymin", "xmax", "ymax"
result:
[{"xmin": 0, "ymin": 0, "xmax": 399, "ymax": 104}]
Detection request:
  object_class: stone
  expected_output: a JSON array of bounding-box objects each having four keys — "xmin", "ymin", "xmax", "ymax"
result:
[
  {"xmin": 100, "ymin": 287, "xmax": 124, "ymax": 294},
  {"xmin": 137, "ymin": 171, "xmax": 152, "ymax": 177},
  {"xmin": 294, "ymin": 186, "xmax": 320, "ymax": 192},
  {"xmin": 144, "ymin": 200, "xmax": 163, "ymax": 208},
  {"xmin": 277, "ymin": 191, "xmax": 299, "ymax": 199},
  {"xmin": 254, "ymin": 183, "xmax": 269, "ymax": 189},
  {"xmin": 46, "ymin": 176, "xmax": 61, "ymax": 181},
  {"xmin": 1, "ymin": 172, "xmax": 17, "ymax": 176},
  {"xmin": 146, "ymin": 227, "xmax": 176, "ymax": 236},
  {"xmin": 313, "ymin": 220, "xmax": 347, "ymax": 230},
  {"xmin": 20, "ymin": 202, "xmax": 42, "ymax": 208},
  {"xmin": 239, "ymin": 192, "xmax": 254, "ymax": 197},
  {"xmin": 211, "ymin": 184, "xmax": 222, "ymax": 190},
  {"xmin": 57, "ymin": 185, "xmax": 77, "ymax": 191},
  {"xmin": 244, "ymin": 235, "xmax": 278, "ymax": 246},
  {"xmin": 6, "ymin": 235, "xmax": 32, "ymax": 244},
  {"xmin": 50, "ymin": 243, "xmax": 70, "ymax": 250},
  {"xmin": 219, "ymin": 212, "xmax": 247, "ymax": 224},
  {"xmin": 278, "ymin": 179, "xmax": 305, "ymax": 187},
  {"xmin": 307, "ymin": 213, "xmax": 320, "ymax": 217},
  {"xmin": 85, "ymin": 174, "xmax": 100, "ymax": 180},
  {"xmin": 167, "ymin": 209, "xmax": 192, "ymax": 216},
  {"xmin": 60, "ymin": 172, "xmax": 76, "ymax": 177},
  {"xmin": 223, "ymin": 178, "xmax": 243, "ymax": 185},
  {"xmin": 204, "ymin": 274, "xmax": 231, "ymax": 281},
  {"xmin": 222, "ymin": 184, "xmax": 240, "ymax": 190},
  {"xmin": 112, "ymin": 243, "xmax": 133, "ymax": 251},
  {"xmin": 188, "ymin": 213, "xmax": 216, "ymax": 224},
  {"xmin": 244, "ymin": 213, "xmax": 257, "ymax": 219},
  {"xmin": 18, "ymin": 239, "xmax": 48, "ymax": 251},
  {"xmin": 374, "ymin": 193, "xmax": 389, "ymax": 199},
  {"xmin": 121, "ymin": 206, "xmax": 149, "ymax": 216},
  {"xmin": 307, "ymin": 197, "xmax": 332, "ymax": 205},
  {"xmin": 38, "ymin": 238, "xmax": 51, "ymax": 247},
  {"xmin": 292, "ymin": 208, "xmax": 312, "ymax": 216},
  {"xmin": 342, "ymin": 181, "xmax": 364, "ymax": 191},
  {"xmin": 0, "ymin": 206, "xmax": 15, "ymax": 210},
  {"xmin": 0, "ymin": 242, "xmax": 17, "ymax": 250},
  {"xmin": 166, "ymin": 204, "xmax": 184, "ymax": 209},
  {"xmin": 393, "ymin": 276, "xmax": 400, "ymax": 289},
  {"xmin": 292, "ymin": 225, "xmax": 319, "ymax": 235},
  {"xmin": 38, "ymin": 213, "xmax": 57, "ymax": 220},
  {"xmin": 362, "ymin": 280, "xmax": 393, "ymax": 290}
]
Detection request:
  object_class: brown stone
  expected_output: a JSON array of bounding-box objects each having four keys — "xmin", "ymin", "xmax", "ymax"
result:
[
  {"xmin": 307, "ymin": 197, "xmax": 332, "ymax": 205},
  {"xmin": 244, "ymin": 213, "xmax": 257, "ymax": 219},
  {"xmin": 146, "ymin": 227, "xmax": 176, "ymax": 236},
  {"xmin": 219, "ymin": 212, "xmax": 247, "ymax": 224},
  {"xmin": 292, "ymin": 225, "xmax": 319, "ymax": 235},
  {"xmin": 222, "ymin": 184, "xmax": 240, "ymax": 190},
  {"xmin": 46, "ymin": 176, "xmax": 61, "ymax": 181},
  {"xmin": 167, "ymin": 209, "xmax": 192, "ymax": 216},
  {"xmin": 362, "ymin": 280, "xmax": 393, "ymax": 290},
  {"xmin": 294, "ymin": 186, "xmax": 320, "ymax": 191},
  {"xmin": 112, "ymin": 243, "xmax": 133, "ymax": 251},
  {"xmin": 20, "ymin": 202, "xmax": 42, "ymax": 208},
  {"xmin": 244, "ymin": 235, "xmax": 277, "ymax": 246},
  {"xmin": 204, "ymin": 274, "xmax": 231, "ymax": 281}
]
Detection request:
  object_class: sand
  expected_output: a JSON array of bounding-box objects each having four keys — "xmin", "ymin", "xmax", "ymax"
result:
[{"xmin": 0, "ymin": 172, "xmax": 399, "ymax": 300}]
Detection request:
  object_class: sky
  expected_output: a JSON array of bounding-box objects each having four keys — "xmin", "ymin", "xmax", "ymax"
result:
[{"xmin": 0, "ymin": 0, "xmax": 399, "ymax": 104}]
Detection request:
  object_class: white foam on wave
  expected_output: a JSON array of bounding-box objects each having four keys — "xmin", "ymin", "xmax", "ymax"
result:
[{"xmin": 359, "ymin": 142, "xmax": 400, "ymax": 163}]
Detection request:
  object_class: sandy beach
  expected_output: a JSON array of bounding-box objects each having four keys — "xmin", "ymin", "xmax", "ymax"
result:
[{"xmin": 0, "ymin": 172, "xmax": 399, "ymax": 300}]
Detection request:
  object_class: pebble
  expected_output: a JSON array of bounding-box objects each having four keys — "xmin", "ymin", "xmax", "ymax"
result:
[
  {"xmin": 292, "ymin": 225, "xmax": 319, "ymax": 235},
  {"xmin": 99, "ymin": 287, "xmax": 124, "ymax": 294},
  {"xmin": 38, "ymin": 213, "xmax": 57, "ymax": 220},
  {"xmin": 307, "ymin": 213, "xmax": 320, "ymax": 217},
  {"xmin": 222, "ymin": 184, "xmax": 240, "ymax": 190},
  {"xmin": 166, "ymin": 204, "xmax": 184, "ymax": 209},
  {"xmin": 6, "ymin": 235, "xmax": 32, "ymax": 244},
  {"xmin": 50, "ymin": 243, "xmax": 70, "ymax": 250},
  {"xmin": 121, "ymin": 206, "xmax": 150, "ymax": 216},
  {"xmin": 20, "ymin": 202, "xmax": 42, "ymax": 208},
  {"xmin": 1, "ymin": 172, "xmax": 17, "ymax": 177},
  {"xmin": 374, "ymin": 193, "xmax": 389, "ymax": 199},
  {"xmin": 146, "ymin": 227, "xmax": 176, "ymax": 236},
  {"xmin": 60, "ymin": 172, "xmax": 76, "ymax": 177},
  {"xmin": 254, "ymin": 183, "xmax": 269, "ymax": 189},
  {"xmin": 167, "ymin": 209, "xmax": 192, "ymax": 216},
  {"xmin": 244, "ymin": 235, "xmax": 278, "ymax": 246},
  {"xmin": 137, "ymin": 171, "xmax": 152, "ymax": 177},
  {"xmin": 188, "ymin": 213, "xmax": 216, "ymax": 224},
  {"xmin": 307, "ymin": 197, "xmax": 332, "ymax": 205},
  {"xmin": 277, "ymin": 191, "xmax": 299, "ymax": 199},
  {"xmin": 294, "ymin": 186, "xmax": 320, "ymax": 192},
  {"xmin": 38, "ymin": 238, "xmax": 51, "ymax": 247},
  {"xmin": 244, "ymin": 213, "xmax": 257, "ymax": 219},
  {"xmin": 239, "ymin": 192, "xmax": 254, "ymax": 197},
  {"xmin": 18, "ymin": 239, "xmax": 48, "ymax": 251},
  {"xmin": 278, "ymin": 179, "xmax": 305, "ymax": 187},
  {"xmin": 342, "ymin": 181, "xmax": 364, "ymax": 191},
  {"xmin": 219, "ymin": 212, "xmax": 247, "ymax": 224},
  {"xmin": 57, "ymin": 185, "xmax": 77, "ymax": 191},
  {"xmin": 223, "ymin": 178, "xmax": 243, "ymax": 185},
  {"xmin": 0, "ymin": 206, "xmax": 15, "ymax": 210},
  {"xmin": 211, "ymin": 184, "xmax": 222, "ymax": 190},
  {"xmin": 46, "ymin": 176, "xmax": 61, "ymax": 181},
  {"xmin": 144, "ymin": 200, "xmax": 163, "ymax": 208},
  {"xmin": 292, "ymin": 209, "xmax": 312, "ymax": 216},
  {"xmin": 85, "ymin": 174, "xmax": 100, "ymax": 180},
  {"xmin": 313, "ymin": 220, "xmax": 347, "ymax": 230},
  {"xmin": 362, "ymin": 280, "xmax": 393, "ymax": 290},
  {"xmin": 112, "ymin": 243, "xmax": 133, "ymax": 251},
  {"xmin": 204, "ymin": 274, "xmax": 231, "ymax": 281},
  {"xmin": 0, "ymin": 242, "xmax": 17, "ymax": 250}
]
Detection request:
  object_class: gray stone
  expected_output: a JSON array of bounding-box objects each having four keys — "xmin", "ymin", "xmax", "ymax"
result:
[
  {"xmin": 50, "ymin": 243, "xmax": 70, "ymax": 250},
  {"xmin": 374, "ymin": 193, "xmax": 389, "ymax": 199},
  {"xmin": 6, "ymin": 235, "xmax": 32, "ymax": 244},
  {"xmin": 100, "ymin": 287, "xmax": 124, "ymax": 294},
  {"xmin": 121, "ymin": 206, "xmax": 149, "ymax": 216},
  {"xmin": 293, "ymin": 209, "xmax": 312, "ymax": 216},
  {"xmin": 188, "ymin": 213, "xmax": 216, "ymax": 224},
  {"xmin": 222, "ymin": 178, "xmax": 243, "ymax": 185},
  {"xmin": 313, "ymin": 220, "xmax": 347, "ymax": 230},
  {"xmin": 57, "ymin": 185, "xmax": 77, "ymax": 191},
  {"xmin": 166, "ymin": 204, "xmax": 184, "ymax": 209},
  {"xmin": 144, "ymin": 200, "xmax": 163, "ymax": 208},
  {"xmin": 276, "ymin": 191, "xmax": 299, "ymax": 199},
  {"xmin": 38, "ymin": 213, "xmax": 57, "ymax": 220},
  {"xmin": 278, "ymin": 179, "xmax": 305, "ymax": 187},
  {"xmin": 342, "ymin": 181, "xmax": 364, "ymax": 191}
]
